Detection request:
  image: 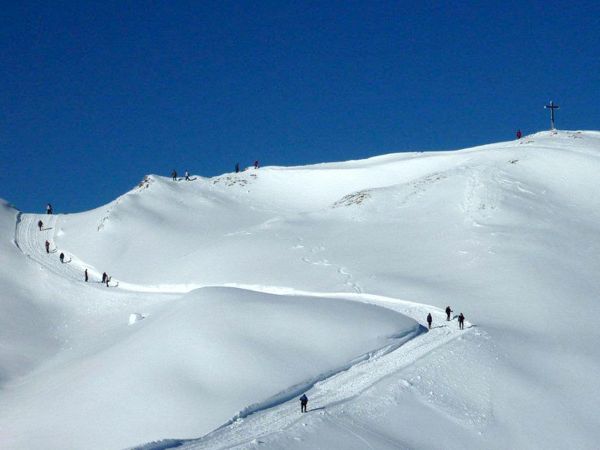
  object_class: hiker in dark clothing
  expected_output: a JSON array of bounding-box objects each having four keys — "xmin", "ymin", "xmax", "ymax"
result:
[
  {"xmin": 38, "ymin": 220, "xmax": 43, "ymax": 231},
  {"xmin": 102, "ymin": 272, "xmax": 107, "ymax": 284},
  {"xmin": 426, "ymin": 313, "xmax": 432, "ymax": 330},
  {"xmin": 516, "ymin": 129, "xmax": 522, "ymax": 139},
  {"xmin": 46, "ymin": 203, "xmax": 53, "ymax": 214},
  {"xmin": 59, "ymin": 252, "xmax": 65, "ymax": 263},
  {"xmin": 235, "ymin": 162, "xmax": 240, "ymax": 173},
  {"xmin": 45, "ymin": 240, "xmax": 50, "ymax": 253},
  {"xmin": 445, "ymin": 306, "xmax": 452, "ymax": 321},
  {"xmin": 458, "ymin": 313, "xmax": 465, "ymax": 330},
  {"xmin": 300, "ymin": 394, "xmax": 308, "ymax": 413},
  {"xmin": 84, "ymin": 269, "xmax": 88, "ymax": 282},
  {"xmin": 254, "ymin": 160, "xmax": 259, "ymax": 169},
  {"xmin": 171, "ymin": 170, "xmax": 177, "ymax": 181}
]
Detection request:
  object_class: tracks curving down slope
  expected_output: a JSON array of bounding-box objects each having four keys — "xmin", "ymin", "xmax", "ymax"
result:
[
  {"xmin": 133, "ymin": 290, "xmax": 474, "ymax": 450},
  {"xmin": 14, "ymin": 213, "xmax": 476, "ymax": 450},
  {"xmin": 15, "ymin": 213, "xmax": 110, "ymax": 287}
]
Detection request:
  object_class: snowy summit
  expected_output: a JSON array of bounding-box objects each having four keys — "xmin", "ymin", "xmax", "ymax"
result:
[{"xmin": 1, "ymin": 130, "xmax": 600, "ymax": 449}]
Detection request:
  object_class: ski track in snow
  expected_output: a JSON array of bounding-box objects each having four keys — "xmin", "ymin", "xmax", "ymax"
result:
[
  {"xmin": 132, "ymin": 290, "xmax": 472, "ymax": 450},
  {"xmin": 15, "ymin": 214, "xmax": 117, "ymax": 287},
  {"xmin": 15, "ymin": 213, "xmax": 475, "ymax": 450}
]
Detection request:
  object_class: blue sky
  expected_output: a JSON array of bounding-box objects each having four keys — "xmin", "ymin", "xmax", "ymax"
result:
[{"xmin": 2, "ymin": 1, "xmax": 599, "ymax": 212}]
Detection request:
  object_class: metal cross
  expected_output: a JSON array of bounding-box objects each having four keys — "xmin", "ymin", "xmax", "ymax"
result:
[{"xmin": 545, "ymin": 101, "xmax": 560, "ymax": 130}]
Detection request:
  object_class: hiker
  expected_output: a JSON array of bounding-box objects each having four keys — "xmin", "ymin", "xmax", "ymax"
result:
[
  {"xmin": 458, "ymin": 313, "xmax": 465, "ymax": 330},
  {"xmin": 254, "ymin": 160, "xmax": 259, "ymax": 169},
  {"xmin": 37, "ymin": 220, "xmax": 43, "ymax": 231},
  {"xmin": 102, "ymin": 272, "xmax": 107, "ymax": 284},
  {"xmin": 516, "ymin": 129, "xmax": 522, "ymax": 139},
  {"xmin": 59, "ymin": 252, "xmax": 65, "ymax": 263},
  {"xmin": 445, "ymin": 306, "xmax": 453, "ymax": 321},
  {"xmin": 106, "ymin": 275, "xmax": 111, "ymax": 287},
  {"xmin": 235, "ymin": 162, "xmax": 240, "ymax": 173},
  {"xmin": 427, "ymin": 313, "xmax": 432, "ymax": 329},
  {"xmin": 46, "ymin": 203, "xmax": 53, "ymax": 214},
  {"xmin": 171, "ymin": 169, "xmax": 177, "ymax": 181},
  {"xmin": 84, "ymin": 269, "xmax": 88, "ymax": 282},
  {"xmin": 45, "ymin": 240, "xmax": 50, "ymax": 253},
  {"xmin": 185, "ymin": 170, "xmax": 190, "ymax": 181},
  {"xmin": 300, "ymin": 394, "xmax": 308, "ymax": 413}
]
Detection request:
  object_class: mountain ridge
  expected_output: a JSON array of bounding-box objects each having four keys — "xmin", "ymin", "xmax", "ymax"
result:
[{"xmin": 1, "ymin": 130, "xmax": 599, "ymax": 449}]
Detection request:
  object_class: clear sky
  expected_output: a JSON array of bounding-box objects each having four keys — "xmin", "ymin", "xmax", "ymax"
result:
[{"xmin": 2, "ymin": 1, "xmax": 599, "ymax": 213}]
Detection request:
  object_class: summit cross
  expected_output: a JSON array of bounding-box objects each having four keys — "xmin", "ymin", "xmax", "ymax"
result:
[{"xmin": 545, "ymin": 101, "xmax": 560, "ymax": 130}]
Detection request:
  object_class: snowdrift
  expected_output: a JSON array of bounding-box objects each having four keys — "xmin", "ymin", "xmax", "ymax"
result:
[
  {"xmin": 0, "ymin": 287, "xmax": 417, "ymax": 450},
  {"xmin": 1, "ymin": 130, "xmax": 600, "ymax": 449}
]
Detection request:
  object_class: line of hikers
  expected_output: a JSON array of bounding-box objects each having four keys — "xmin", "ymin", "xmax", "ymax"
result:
[
  {"xmin": 426, "ymin": 306, "xmax": 466, "ymax": 330},
  {"xmin": 235, "ymin": 160, "xmax": 260, "ymax": 173},
  {"xmin": 171, "ymin": 161, "xmax": 260, "ymax": 180},
  {"xmin": 40, "ymin": 222, "xmax": 112, "ymax": 287},
  {"xmin": 297, "ymin": 307, "xmax": 467, "ymax": 413},
  {"xmin": 171, "ymin": 170, "xmax": 192, "ymax": 181}
]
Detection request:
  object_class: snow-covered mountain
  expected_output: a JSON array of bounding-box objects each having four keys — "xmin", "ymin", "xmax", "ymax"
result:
[{"xmin": 1, "ymin": 130, "xmax": 599, "ymax": 449}]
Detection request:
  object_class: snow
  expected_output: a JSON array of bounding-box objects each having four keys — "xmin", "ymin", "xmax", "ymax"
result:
[
  {"xmin": 1, "ymin": 130, "xmax": 600, "ymax": 449},
  {"xmin": 128, "ymin": 313, "xmax": 145, "ymax": 325}
]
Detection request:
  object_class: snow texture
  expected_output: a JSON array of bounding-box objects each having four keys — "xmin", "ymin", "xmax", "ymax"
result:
[{"xmin": 1, "ymin": 130, "xmax": 600, "ymax": 449}]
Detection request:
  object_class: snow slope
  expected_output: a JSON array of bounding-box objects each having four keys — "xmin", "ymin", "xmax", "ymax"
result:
[
  {"xmin": 0, "ymin": 286, "xmax": 418, "ymax": 450},
  {"xmin": 1, "ymin": 130, "xmax": 600, "ymax": 449}
]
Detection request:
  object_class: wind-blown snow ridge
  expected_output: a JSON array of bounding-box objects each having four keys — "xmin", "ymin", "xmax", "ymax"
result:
[
  {"xmin": 14, "ymin": 208, "xmax": 470, "ymax": 450},
  {"xmin": 3, "ymin": 130, "xmax": 600, "ymax": 449},
  {"xmin": 132, "ymin": 291, "xmax": 470, "ymax": 450},
  {"xmin": 217, "ymin": 325, "xmax": 421, "ymax": 426}
]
